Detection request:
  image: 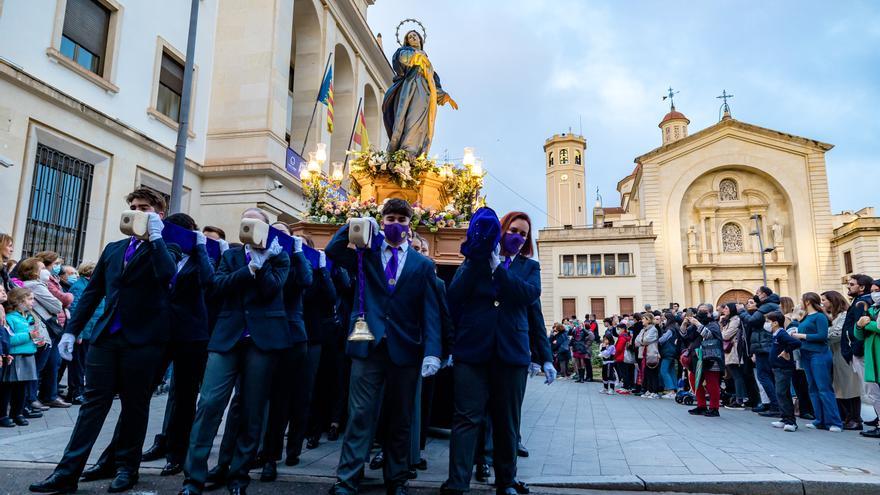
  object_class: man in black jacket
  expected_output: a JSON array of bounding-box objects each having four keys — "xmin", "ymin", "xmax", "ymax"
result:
[
  {"xmin": 31, "ymin": 188, "xmax": 177, "ymax": 494},
  {"xmin": 738, "ymin": 287, "xmax": 780, "ymax": 414},
  {"xmin": 179, "ymin": 208, "xmax": 290, "ymax": 495},
  {"xmin": 843, "ymin": 274, "xmax": 873, "ymax": 363}
]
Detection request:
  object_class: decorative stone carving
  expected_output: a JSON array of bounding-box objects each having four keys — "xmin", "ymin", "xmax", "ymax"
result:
[
  {"xmin": 721, "ymin": 222, "xmax": 743, "ymax": 252},
  {"xmin": 771, "ymin": 220, "xmax": 784, "ymax": 247},
  {"xmin": 719, "ymin": 178, "xmax": 738, "ymax": 201}
]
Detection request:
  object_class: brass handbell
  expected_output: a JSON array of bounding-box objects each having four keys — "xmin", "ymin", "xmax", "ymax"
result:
[{"xmin": 348, "ymin": 316, "xmax": 375, "ymax": 341}]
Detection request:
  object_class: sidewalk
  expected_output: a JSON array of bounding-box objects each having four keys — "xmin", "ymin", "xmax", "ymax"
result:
[{"xmin": 2, "ymin": 377, "xmax": 880, "ymax": 494}]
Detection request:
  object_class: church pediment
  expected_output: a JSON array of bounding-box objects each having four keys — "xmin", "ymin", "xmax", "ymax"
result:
[{"xmin": 634, "ymin": 118, "xmax": 833, "ymax": 166}]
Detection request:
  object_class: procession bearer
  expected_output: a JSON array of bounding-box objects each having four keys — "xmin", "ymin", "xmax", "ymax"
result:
[{"xmin": 326, "ymin": 198, "xmax": 441, "ymax": 495}]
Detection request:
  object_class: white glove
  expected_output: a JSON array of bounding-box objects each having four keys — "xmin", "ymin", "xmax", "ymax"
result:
[
  {"xmin": 248, "ymin": 248, "xmax": 268, "ymax": 274},
  {"xmin": 442, "ymin": 355, "xmax": 453, "ymax": 368},
  {"xmin": 267, "ymin": 237, "xmax": 283, "ymax": 258},
  {"xmin": 147, "ymin": 212, "xmax": 164, "ymax": 241},
  {"xmin": 319, "ymin": 250, "xmax": 327, "ymax": 268},
  {"xmin": 293, "ymin": 235, "xmax": 304, "ymax": 253},
  {"xmin": 489, "ymin": 243, "xmax": 502, "ymax": 272},
  {"xmin": 528, "ymin": 362, "xmax": 541, "ymax": 378},
  {"xmin": 58, "ymin": 333, "xmax": 76, "ymax": 361},
  {"xmin": 421, "ymin": 356, "xmax": 441, "ymax": 377},
  {"xmin": 194, "ymin": 230, "xmax": 207, "ymax": 246},
  {"xmin": 367, "ymin": 217, "xmax": 380, "ymax": 235},
  {"xmin": 543, "ymin": 361, "xmax": 557, "ymax": 385},
  {"xmin": 218, "ymin": 239, "xmax": 230, "ymax": 253}
]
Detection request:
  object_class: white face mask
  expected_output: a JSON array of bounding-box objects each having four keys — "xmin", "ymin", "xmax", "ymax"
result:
[
  {"xmin": 39, "ymin": 269, "xmax": 51, "ymax": 283},
  {"xmin": 871, "ymin": 292, "xmax": 880, "ymax": 305},
  {"xmin": 763, "ymin": 321, "xmax": 773, "ymax": 332}
]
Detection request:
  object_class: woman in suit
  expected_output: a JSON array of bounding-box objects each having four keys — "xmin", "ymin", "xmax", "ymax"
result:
[{"xmin": 442, "ymin": 210, "xmax": 543, "ymax": 495}]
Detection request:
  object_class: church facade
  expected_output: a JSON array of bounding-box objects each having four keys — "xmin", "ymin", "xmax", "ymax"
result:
[{"xmin": 537, "ymin": 104, "xmax": 869, "ymax": 325}]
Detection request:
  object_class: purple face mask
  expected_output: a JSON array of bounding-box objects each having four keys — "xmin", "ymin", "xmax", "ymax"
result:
[
  {"xmin": 383, "ymin": 222, "xmax": 410, "ymax": 244},
  {"xmin": 501, "ymin": 233, "xmax": 526, "ymax": 255}
]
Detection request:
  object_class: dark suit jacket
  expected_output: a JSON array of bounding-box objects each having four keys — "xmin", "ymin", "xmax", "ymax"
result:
[
  {"xmin": 303, "ymin": 267, "xmax": 337, "ymax": 345},
  {"xmin": 528, "ymin": 301, "xmax": 553, "ymax": 365},
  {"xmin": 448, "ymin": 255, "xmax": 541, "ymax": 366},
  {"xmin": 283, "ymin": 251, "xmax": 313, "ymax": 345},
  {"xmin": 332, "ymin": 265, "xmax": 353, "ymax": 345},
  {"xmin": 208, "ymin": 247, "xmax": 291, "ymax": 353},
  {"xmin": 169, "ymin": 244, "xmax": 215, "ymax": 342},
  {"xmin": 434, "ymin": 276, "xmax": 455, "ymax": 358},
  {"xmin": 65, "ymin": 237, "xmax": 176, "ymax": 346},
  {"xmin": 326, "ymin": 224, "xmax": 441, "ymax": 366}
]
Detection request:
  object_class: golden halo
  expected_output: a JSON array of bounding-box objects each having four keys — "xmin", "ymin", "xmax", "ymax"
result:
[{"xmin": 395, "ymin": 18, "xmax": 427, "ymax": 46}]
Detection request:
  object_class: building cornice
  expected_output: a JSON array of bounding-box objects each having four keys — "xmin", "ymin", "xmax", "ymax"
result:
[
  {"xmin": 0, "ymin": 58, "xmax": 202, "ymax": 170},
  {"xmin": 831, "ymin": 217, "xmax": 880, "ymax": 245},
  {"xmin": 538, "ymin": 224, "xmax": 655, "ymax": 243}
]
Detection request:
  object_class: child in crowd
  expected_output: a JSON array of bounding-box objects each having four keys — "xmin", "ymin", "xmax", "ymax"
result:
[
  {"xmin": 1, "ymin": 287, "xmax": 42, "ymax": 427},
  {"xmin": 767, "ymin": 310, "xmax": 801, "ymax": 432},
  {"xmin": 599, "ymin": 335, "xmax": 617, "ymax": 394}
]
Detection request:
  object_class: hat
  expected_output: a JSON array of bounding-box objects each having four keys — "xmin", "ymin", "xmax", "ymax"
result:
[{"xmin": 460, "ymin": 207, "xmax": 501, "ymax": 260}]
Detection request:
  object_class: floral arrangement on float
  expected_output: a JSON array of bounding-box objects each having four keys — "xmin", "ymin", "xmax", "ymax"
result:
[
  {"xmin": 348, "ymin": 149, "xmax": 438, "ymax": 191},
  {"xmin": 311, "ymin": 198, "xmax": 470, "ymax": 232}
]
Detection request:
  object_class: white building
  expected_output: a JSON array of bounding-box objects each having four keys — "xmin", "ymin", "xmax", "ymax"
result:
[
  {"xmin": 0, "ymin": 0, "xmax": 218, "ymax": 264},
  {"xmin": 0, "ymin": 0, "xmax": 391, "ymax": 265}
]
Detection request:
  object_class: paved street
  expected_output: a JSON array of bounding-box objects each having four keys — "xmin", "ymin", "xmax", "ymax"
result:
[{"xmin": 3, "ymin": 376, "xmax": 880, "ymax": 494}]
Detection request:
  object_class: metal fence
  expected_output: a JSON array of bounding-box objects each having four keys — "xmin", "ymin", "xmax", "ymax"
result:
[{"xmin": 21, "ymin": 144, "xmax": 94, "ymax": 266}]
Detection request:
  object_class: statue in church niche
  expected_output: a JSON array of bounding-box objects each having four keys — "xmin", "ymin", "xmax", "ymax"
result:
[
  {"xmin": 771, "ymin": 220, "xmax": 784, "ymax": 246},
  {"xmin": 687, "ymin": 226, "xmax": 698, "ymax": 250},
  {"xmin": 383, "ymin": 19, "xmax": 458, "ymax": 158}
]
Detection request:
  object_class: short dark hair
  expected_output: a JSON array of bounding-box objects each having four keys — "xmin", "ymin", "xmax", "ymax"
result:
[
  {"xmin": 757, "ymin": 286, "xmax": 773, "ymax": 297},
  {"xmin": 765, "ymin": 310, "xmax": 785, "ymax": 327},
  {"xmin": 850, "ymin": 274, "xmax": 874, "ymax": 295},
  {"xmin": 202, "ymin": 226, "xmax": 226, "ymax": 240},
  {"xmin": 381, "ymin": 198, "xmax": 413, "ymax": 219},
  {"xmin": 165, "ymin": 213, "xmax": 197, "ymax": 231},
  {"xmin": 126, "ymin": 187, "xmax": 167, "ymax": 213}
]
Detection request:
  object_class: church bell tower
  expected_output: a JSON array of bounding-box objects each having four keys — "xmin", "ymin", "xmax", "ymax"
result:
[{"xmin": 544, "ymin": 133, "xmax": 587, "ymax": 228}]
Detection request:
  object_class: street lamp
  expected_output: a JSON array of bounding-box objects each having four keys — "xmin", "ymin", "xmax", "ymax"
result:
[{"xmin": 749, "ymin": 214, "xmax": 775, "ymax": 287}]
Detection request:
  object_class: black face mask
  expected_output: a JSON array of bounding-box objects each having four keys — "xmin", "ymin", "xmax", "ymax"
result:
[{"xmin": 696, "ymin": 311, "xmax": 712, "ymax": 325}]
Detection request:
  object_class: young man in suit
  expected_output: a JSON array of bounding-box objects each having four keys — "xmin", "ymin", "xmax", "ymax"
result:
[
  {"xmin": 179, "ymin": 208, "xmax": 291, "ymax": 495},
  {"xmin": 79, "ymin": 212, "xmax": 216, "ymax": 482},
  {"xmin": 30, "ymin": 188, "xmax": 177, "ymax": 494},
  {"xmin": 326, "ymin": 198, "xmax": 441, "ymax": 495}
]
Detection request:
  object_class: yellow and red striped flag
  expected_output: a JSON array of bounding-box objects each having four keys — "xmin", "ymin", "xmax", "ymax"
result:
[
  {"xmin": 317, "ymin": 65, "xmax": 334, "ymax": 133},
  {"xmin": 353, "ymin": 107, "xmax": 369, "ymax": 150}
]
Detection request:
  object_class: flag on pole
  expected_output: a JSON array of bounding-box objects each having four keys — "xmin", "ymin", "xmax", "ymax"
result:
[
  {"xmin": 352, "ymin": 106, "xmax": 370, "ymax": 150},
  {"xmin": 317, "ymin": 65, "xmax": 334, "ymax": 133}
]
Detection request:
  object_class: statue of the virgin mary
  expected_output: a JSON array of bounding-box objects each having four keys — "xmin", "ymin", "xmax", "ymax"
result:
[{"xmin": 382, "ymin": 20, "xmax": 457, "ymax": 158}]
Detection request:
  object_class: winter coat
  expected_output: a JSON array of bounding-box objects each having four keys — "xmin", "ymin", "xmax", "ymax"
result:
[
  {"xmin": 46, "ymin": 276, "xmax": 72, "ymax": 327},
  {"xmin": 828, "ymin": 312, "xmax": 862, "ymax": 399},
  {"xmin": 21, "ymin": 280, "xmax": 63, "ymax": 322},
  {"xmin": 722, "ymin": 315, "xmax": 743, "ymax": 366},
  {"xmin": 855, "ymin": 304, "xmax": 880, "ymax": 383},
  {"xmin": 614, "ymin": 332, "xmax": 630, "ymax": 363},
  {"xmin": 635, "ymin": 324, "xmax": 659, "ymax": 360},
  {"xmin": 6, "ymin": 311, "xmax": 38, "ymax": 355},
  {"xmin": 843, "ymin": 293, "xmax": 873, "ymax": 362},
  {"xmin": 740, "ymin": 294, "xmax": 780, "ymax": 355}
]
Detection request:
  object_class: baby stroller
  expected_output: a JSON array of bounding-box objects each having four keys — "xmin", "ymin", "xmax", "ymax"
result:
[{"xmin": 675, "ymin": 389, "xmax": 695, "ymax": 405}]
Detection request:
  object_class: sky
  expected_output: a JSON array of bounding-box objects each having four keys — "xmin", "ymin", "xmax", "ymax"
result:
[{"xmin": 367, "ymin": 0, "xmax": 880, "ymax": 231}]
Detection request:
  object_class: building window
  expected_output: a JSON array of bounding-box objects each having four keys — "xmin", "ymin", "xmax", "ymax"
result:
[
  {"xmin": 590, "ymin": 298, "xmax": 606, "ymax": 320},
  {"xmin": 157, "ymin": 51, "xmax": 184, "ymax": 122},
  {"xmin": 287, "ymin": 66, "xmax": 295, "ymax": 142},
  {"xmin": 562, "ymin": 298, "xmax": 577, "ymax": 320},
  {"xmin": 548, "ymin": 152, "xmax": 553, "ymax": 167},
  {"xmin": 22, "ymin": 144, "xmax": 94, "ymax": 266},
  {"xmin": 618, "ymin": 253, "xmax": 631, "ymax": 275},
  {"xmin": 619, "ymin": 297, "xmax": 634, "ymax": 315},
  {"xmin": 721, "ymin": 222, "xmax": 744, "ymax": 252},
  {"xmin": 561, "ymin": 255, "xmax": 574, "ymax": 277},
  {"xmin": 559, "ymin": 149, "xmax": 569, "ymax": 165},
  {"xmin": 590, "ymin": 254, "xmax": 602, "ymax": 276},
  {"xmin": 575, "ymin": 150, "xmax": 582, "ymax": 165},
  {"xmin": 674, "ymin": 126, "xmax": 680, "ymax": 139},
  {"xmin": 719, "ymin": 178, "xmax": 738, "ymax": 201},
  {"xmin": 576, "ymin": 255, "xmax": 589, "ymax": 276},
  {"xmin": 603, "ymin": 254, "xmax": 616, "ymax": 276},
  {"xmin": 843, "ymin": 250, "xmax": 853, "ymax": 274},
  {"xmin": 61, "ymin": 0, "xmax": 111, "ymax": 75}
]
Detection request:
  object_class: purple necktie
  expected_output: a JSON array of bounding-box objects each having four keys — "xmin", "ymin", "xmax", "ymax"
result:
[
  {"xmin": 503, "ymin": 256, "xmax": 512, "ymax": 270},
  {"xmin": 109, "ymin": 238, "xmax": 141, "ymax": 334},
  {"xmin": 385, "ymin": 247, "xmax": 399, "ymax": 291},
  {"xmin": 241, "ymin": 249, "xmax": 252, "ymax": 339}
]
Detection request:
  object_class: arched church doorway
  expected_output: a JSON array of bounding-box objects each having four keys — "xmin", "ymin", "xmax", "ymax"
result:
[{"xmin": 717, "ymin": 289, "xmax": 753, "ymax": 306}]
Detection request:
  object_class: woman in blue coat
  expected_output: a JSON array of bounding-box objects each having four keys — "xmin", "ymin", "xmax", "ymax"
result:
[{"xmin": 442, "ymin": 210, "xmax": 543, "ymax": 495}]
